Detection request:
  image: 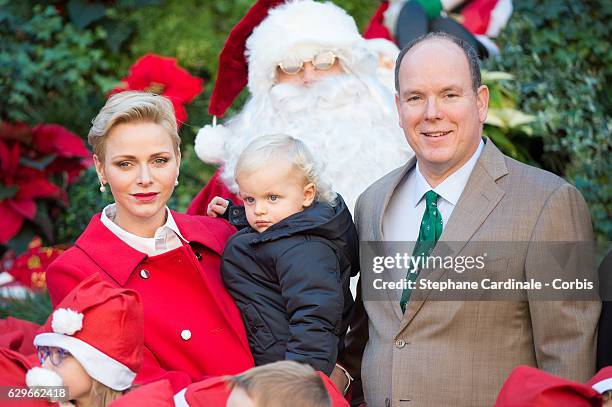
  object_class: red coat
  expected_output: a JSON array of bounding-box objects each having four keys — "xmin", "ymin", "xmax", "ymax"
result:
[{"xmin": 46, "ymin": 212, "xmax": 254, "ymax": 392}]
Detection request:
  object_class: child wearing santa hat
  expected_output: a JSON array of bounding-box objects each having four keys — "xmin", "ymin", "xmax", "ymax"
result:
[{"xmin": 25, "ymin": 274, "xmax": 144, "ymax": 407}]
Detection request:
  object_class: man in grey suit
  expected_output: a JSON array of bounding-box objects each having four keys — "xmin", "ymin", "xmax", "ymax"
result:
[{"xmin": 332, "ymin": 33, "xmax": 600, "ymax": 406}]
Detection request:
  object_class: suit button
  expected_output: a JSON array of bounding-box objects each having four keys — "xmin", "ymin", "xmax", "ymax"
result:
[
  {"xmin": 180, "ymin": 329, "xmax": 192, "ymax": 341},
  {"xmin": 395, "ymin": 339, "xmax": 406, "ymax": 349},
  {"xmin": 194, "ymin": 251, "xmax": 202, "ymax": 261},
  {"xmin": 140, "ymin": 269, "xmax": 150, "ymax": 279}
]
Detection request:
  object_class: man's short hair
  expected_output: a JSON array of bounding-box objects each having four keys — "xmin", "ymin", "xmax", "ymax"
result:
[
  {"xmin": 394, "ymin": 32, "xmax": 482, "ymax": 94},
  {"xmin": 228, "ymin": 361, "xmax": 331, "ymax": 407}
]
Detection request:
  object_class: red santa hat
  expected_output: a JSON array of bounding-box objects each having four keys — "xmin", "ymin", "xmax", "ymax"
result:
[
  {"xmin": 28, "ymin": 274, "xmax": 144, "ymax": 391},
  {"xmin": 587, "ymin": 367, "xmax": 612, "ymax": 395},
  {"xmin": 494, "ymin": 366, "xmax": 603, "ymax": 407}
]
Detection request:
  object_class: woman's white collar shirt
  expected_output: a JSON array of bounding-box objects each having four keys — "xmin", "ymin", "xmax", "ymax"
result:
[{"xmin": 100, "ymin": 203, "xmax": 188, "ymax": 256}]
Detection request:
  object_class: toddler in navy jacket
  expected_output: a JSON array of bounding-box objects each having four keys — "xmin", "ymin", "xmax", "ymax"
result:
[{"xmin": 208, "ymin": 134, "xmax": 358, "ymax": 376}]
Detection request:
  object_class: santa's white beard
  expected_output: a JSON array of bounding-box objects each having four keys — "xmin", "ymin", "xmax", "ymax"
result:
[{"xmin": 218, "ymin": 74, "xmax": 413, "ymax": 212}]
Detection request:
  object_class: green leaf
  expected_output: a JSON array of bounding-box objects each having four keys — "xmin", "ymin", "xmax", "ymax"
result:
[
  {"xmin": 482, "ymin": 71, "xmax": 514, "ymax": 82},
  {"xmin": 20, "ymin": 155, "xmax": 56, "ymax": 171},
  {"xmin": 0, "ymin": 185, "xmax": 18, "ymax": 200},
  {"xmin": 5, "ymin": 227, "xmax": 36, "ymax": 255},
  {"xmin": 33, "ymin": 201, "xmax": 54, "ymax": 243},
  {"xmin": 100, "ymin": 19, "xmax": 135, "ymax": 52},
  {"xmin": 67, "ymin": 0, "xmax": 107, "ymax": 29}
]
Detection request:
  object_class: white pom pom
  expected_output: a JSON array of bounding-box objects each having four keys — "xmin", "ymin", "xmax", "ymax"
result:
[
  {"xmin": 51, "ymin": 308, "xmax": 83, "ymax": 335},
  {"xmin": 26, "ymin": 367, "xmax": 64, "ymax": 387},
  {"xmin": 194, "ymin": 124, "xmax": 231, "ymax": 164}
]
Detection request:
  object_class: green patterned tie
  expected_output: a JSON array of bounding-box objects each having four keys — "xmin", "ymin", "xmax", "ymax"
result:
[{"xmin": 400, "ymin": 190, "xmax": 443, "ymax": 313}]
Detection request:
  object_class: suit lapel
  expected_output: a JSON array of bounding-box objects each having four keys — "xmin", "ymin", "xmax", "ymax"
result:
[{"xmin": 398, "ymin": 139, "xmax": 509, "ymax": 331}]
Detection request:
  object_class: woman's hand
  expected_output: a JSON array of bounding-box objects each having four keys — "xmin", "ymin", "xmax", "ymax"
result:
[{"xmin": 207, "ymin": 196, "xmax": 230, "ymax": 217}]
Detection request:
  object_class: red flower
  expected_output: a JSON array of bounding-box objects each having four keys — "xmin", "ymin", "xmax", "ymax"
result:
[
  {"xmin": 32, "ymin": 124, "xmax": 90, "ymax": 158},
  {"xmin": 32, "ymin": 124, "xmax": 91, "ymax": 185},
  {"xmin": 4, "ymin": 236, "xmax": 66, "ymax": 290},
  {"xmin": 110, "ymin": 54, "xmax": 204, "ymax": 127},
  {"xmin": 0, "ymin": 122, "xmax": 91, "ymax": 244}
]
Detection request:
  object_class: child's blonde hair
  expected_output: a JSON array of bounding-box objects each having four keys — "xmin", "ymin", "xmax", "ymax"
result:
[
  {"xmin": 228, "ymin": 361, "xmax": 331, "ymax": 407},
  {"xmin": 234, "ymin": 134, "xmax": 337, "ymax": 205},
  {"xmin": 88, "ymin": 91, "xmax": 181, "ymax": 162},
  {"xmin": 88, "ymin": 379, "xmax": 124, "ymax": 406}
]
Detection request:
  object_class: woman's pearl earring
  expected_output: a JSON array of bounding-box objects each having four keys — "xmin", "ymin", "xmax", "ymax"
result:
[
  {"xmin": 174, "ymin": 179, "xmax": 179, "ymax": 186},
  {"xmin": 99, "ymin": 183, "xmax": 106, "ymax": 193}
]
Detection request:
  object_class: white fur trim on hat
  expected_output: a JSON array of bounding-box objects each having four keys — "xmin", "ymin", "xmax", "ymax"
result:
[
  {"xmin": 173, "ymin": 388, "xmax": 189, "ymax": 407},
  {"xmin": 51, "ymin": 308, "xmax": 83, "ymax": 336},
  {"xmin": 26, "ymin": 367, "xmax": 64, "ymax": 388},
  {"xmin": 34, "ymin": 332, "xmax": 136, "ymax": 391},
  {"xmin": 593, "ymin": 378, "xmax": 612, "ymax": 394},
  {"xmin": 194, "ymin": 124, "xmax": 231, "ymax": 164},
  {"xmin": 246, "ymin": 0, "xmax": 367, "ymax": 95}
]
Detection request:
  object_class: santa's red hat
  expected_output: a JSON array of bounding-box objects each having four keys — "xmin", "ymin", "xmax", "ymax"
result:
[
  {"xmin": 28, "ymin": 274, "xmax": 144, "ymax": 391},
  {"xmin": 494, "ymin": 366, "xmax": 602, "ymax": 407}
]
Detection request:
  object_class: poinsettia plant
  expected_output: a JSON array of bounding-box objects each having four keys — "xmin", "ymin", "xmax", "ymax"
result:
[
  {"xmin": 110, "ymin": 54, "xmax": 204, "ymax": 127},
  {"xmin": 0, "ymin": 236, "xmax": 67, "ymax": 292},
  {"xmin": 0, "ymin": 122, "xmax": 91, "ymax": 252}
]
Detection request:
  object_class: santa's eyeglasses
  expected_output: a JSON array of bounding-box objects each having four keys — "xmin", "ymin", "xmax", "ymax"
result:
[
  {"xmin": 277, "ymin": 51, "xmax": 337, "ymax": 75},
  {"xmin": 37, "ymin": 346, "xmax": 71, "ymax": 367}
]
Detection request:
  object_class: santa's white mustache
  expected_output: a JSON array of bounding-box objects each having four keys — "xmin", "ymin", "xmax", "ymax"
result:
[{"xmin": 269, "ymin": 74, "xmax": 367, "ymax": 113}]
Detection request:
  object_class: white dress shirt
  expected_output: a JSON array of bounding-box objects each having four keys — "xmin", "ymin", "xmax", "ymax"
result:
[
  {"xmin": 383, "ymin": 139, "xmax": 484, "ymax": 241},
  {"xmin": 100, "ymin": 203, "xmax": 187, "ymax": 256}
]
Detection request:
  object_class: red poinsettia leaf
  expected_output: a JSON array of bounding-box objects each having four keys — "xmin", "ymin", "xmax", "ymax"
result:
[
  {"xmin": 32, "ymin": 124, "xmax": 90, "ymax": 158},
  {"xmin": 45, "ymin": 157, "xmax": 91, "ymax": 184},
  {"xmin": 15, "ymin": 177, "xmax": 61, "ymax": 200},
  {"xmin": 7, "ymin": 199, "xmax": 37, "ymax": 220},
  {"xmin": 163, "ymin": 72, "xmax": 203, "ymax": 104},
  {"xmin": 122, "ymin": 54, "xmax": 203, "ymax": 103},
  {"xmin": 0, "ymin": 201, "xmax": 25, "ymax": 244},
  {"xmin": 0, "ymin": 140, "xmax": 21, "ymax": 177}
]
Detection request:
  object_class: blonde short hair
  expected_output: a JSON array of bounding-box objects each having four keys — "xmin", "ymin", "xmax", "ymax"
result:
[
  {"xmin": 88, "ymin": 91, "xmax": 180, "ymax": 162},
  {"xmin": 234, "ymin": 134, "xmax": 337, "ymax": 205},
  {"xmin": 229, "ymin": 361, "xmax": 331, "ymax": 407}
]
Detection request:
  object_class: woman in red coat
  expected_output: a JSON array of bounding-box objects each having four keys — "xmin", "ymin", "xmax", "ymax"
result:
[{"xmin": 46, "ymin": 91, "xmax": 254, "ymax": 393}]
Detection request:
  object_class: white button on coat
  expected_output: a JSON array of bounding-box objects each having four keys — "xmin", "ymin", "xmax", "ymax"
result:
[{"xmin": 181, "ymin": 329, "xmax": 192, "ymax": 341}]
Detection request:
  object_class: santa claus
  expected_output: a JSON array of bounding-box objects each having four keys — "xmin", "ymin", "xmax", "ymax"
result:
[{"xmin": 188, "ymin": 0, "xmax": 413, "ymax": 215}]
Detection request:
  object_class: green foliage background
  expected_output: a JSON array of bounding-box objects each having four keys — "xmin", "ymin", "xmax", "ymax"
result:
[{"xmin": 484, "ymin": 0, "xmax": 611, "ymax": 240}]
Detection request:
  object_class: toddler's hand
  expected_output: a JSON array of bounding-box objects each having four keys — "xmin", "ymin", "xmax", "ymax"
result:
[{"xmin": 207, "ymin": 196, "xmax": 229, "ymax": 217}]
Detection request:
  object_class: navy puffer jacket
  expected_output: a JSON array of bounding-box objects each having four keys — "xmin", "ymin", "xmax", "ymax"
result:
[{"xmin": 221, "ymin": 194, "xmax": 358, "ymax": 375}]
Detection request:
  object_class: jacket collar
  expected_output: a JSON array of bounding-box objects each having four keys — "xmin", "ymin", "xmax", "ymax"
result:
[{"xmin": 76, "ymin": 211, "xmax": 226, "ymax": 286}]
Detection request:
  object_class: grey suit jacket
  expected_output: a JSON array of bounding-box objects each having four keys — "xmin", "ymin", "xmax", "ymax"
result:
[{"xmin": 340, "ymin": 138, "xmax": 599, "ymax": 407}]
